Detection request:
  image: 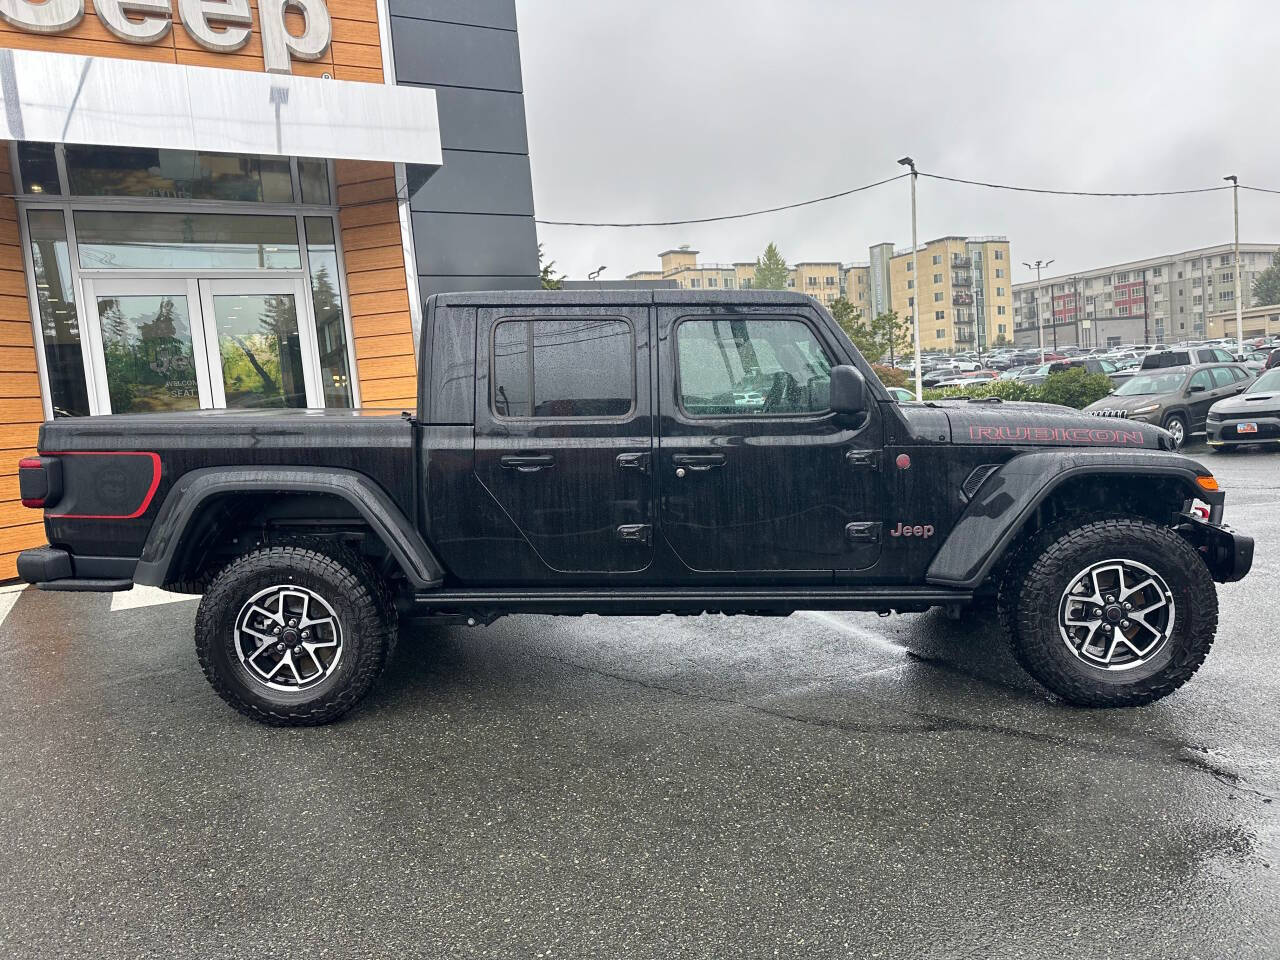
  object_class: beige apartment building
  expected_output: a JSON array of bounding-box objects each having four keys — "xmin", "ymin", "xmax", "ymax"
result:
[
  {"xmin": 627, "ymin": 248, "xmax": 867, "ymax": 309},
  {"xmin": 1205, "ymin": 303, "xmax": 1280, "ymax": 341},
  {"xmin": 888, "ymin": 236, "xmax": 1014, "ymax": 351}
]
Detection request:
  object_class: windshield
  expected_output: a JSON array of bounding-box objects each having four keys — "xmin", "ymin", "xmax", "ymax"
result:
[
  {"xmin": 1248, "ymin": 369, "xmax": 1280, "ymax": 393},
  {"xmin": 1114, "ymin": 372, "xmax": 1186, "ymax": 396}
]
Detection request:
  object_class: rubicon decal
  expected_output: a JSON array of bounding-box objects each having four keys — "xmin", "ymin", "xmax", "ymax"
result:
[
  {"xmin": 890, "ymin": 522, "xmax": 934, "ymax": 538},
  {"xmin": 968, "ymin": 425, "xmax": 1146, "ymax": 445}
]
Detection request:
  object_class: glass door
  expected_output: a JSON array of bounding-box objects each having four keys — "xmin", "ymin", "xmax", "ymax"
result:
[
  {"xmin": 82, "ymin": 278, "xmax": 212, "ymax": 414},
  {"xmin": 198, "ymin": 279, "xmax": 319, "ymax": 409},
  {"xmin": 81, "ymin": 277, "xmax": 318, "ymax": 413}
]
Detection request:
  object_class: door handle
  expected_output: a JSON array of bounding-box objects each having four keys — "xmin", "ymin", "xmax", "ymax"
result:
[
  {"xmin": 500, "ymin": 454, "xmax": 555, "ymax": 473},
  {"xmin": 672, "ymin": 453, "xmax": 726, "ymax": 473},
  {"xmin": 616, "ymin": 452, "xmax": 650, "ymax": 474}
]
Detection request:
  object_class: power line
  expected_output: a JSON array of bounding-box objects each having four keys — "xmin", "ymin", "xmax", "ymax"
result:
[
  {"xmin": 1240, "ymin": 184, "xmax": 1280, "ymax": 196},
  {"xmin": 534, "ymin": 172, "xmax": 910, "ymax": 228},
  {"xmin": 917, "ymin": 171, "xmax": 1233, "ymax": 197}
]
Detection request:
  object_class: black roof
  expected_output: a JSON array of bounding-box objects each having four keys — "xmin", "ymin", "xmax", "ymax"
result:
[{"xmin": 429, "ymin": 290, "xmax": 819, "ymax": 308}]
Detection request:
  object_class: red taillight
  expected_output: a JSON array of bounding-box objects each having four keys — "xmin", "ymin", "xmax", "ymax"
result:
[{"xmin": 18, "ymin": 456, "xmax": 60, "ymax": 509}]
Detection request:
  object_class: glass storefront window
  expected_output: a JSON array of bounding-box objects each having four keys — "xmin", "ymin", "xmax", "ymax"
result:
[
  {"xmin": 304, "ymin": 217, "xmax": 353, "ymax": 407},
  {"xmin": 298, "ymin": 159, "xmax": 331, "ymax": 205},
  {"xmin": 74, "ymin": 212, "xmax": 302, "ymax": 270},
  {"xmin": 65, "ymin": 146, "xmax": 294, "ymax": 203},
  {"xmin": 210, "ymin": 292, "xmax": 309, "ymax": 409},
  {"xmin": 97, "ymin": 294, "xmax": 202, "ymax": 414},
  {"xmin": 17, "ymin": 143, "xmax": 62, "ymax": 196},
  {"xmin": 25, "ymin": 210, "xmax": 89, "ymax": 416}
]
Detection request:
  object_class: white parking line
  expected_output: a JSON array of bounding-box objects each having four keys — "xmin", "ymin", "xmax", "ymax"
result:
[
  {"xmin": 0, "ymin": 583, "xmax": 25, "ymax": 630},
  {"xmin": 110, "ymin": 584, "xmax": 196, "ymax": 612}
]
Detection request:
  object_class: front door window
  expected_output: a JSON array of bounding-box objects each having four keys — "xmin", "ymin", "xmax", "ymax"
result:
[{"xmin": 206, "ymin": 289, "xmax": 309, "ymax": 409}]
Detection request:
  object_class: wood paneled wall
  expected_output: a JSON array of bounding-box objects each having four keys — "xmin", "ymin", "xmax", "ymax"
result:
[{"xmin": 0, "ymin": 1, "xmax": 418, "ymax": 578}]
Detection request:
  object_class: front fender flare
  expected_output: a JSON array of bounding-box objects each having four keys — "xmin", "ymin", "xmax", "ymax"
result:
[
  {"xmin": 925, "ymin": 450, "xmax": 1215, "ymax": 589},
  {"xmin": 133, "ymin": 466, "xmax": 444, "ymax": 589}
]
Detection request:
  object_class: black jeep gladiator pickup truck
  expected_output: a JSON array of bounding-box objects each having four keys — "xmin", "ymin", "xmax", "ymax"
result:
[{"xmin": 16, "ymin": 291, "xmax": 1253, "ymax": 725}]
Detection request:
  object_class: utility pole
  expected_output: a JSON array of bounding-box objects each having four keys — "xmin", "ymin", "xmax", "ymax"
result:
[
  {"xmin": 1023, "ymin": 258, "xmax": 1053, "ymax": 363},
  {"xmin": 1141, "ymin": 268, "xmax": 1151, "ymax": 345},
  {"xmin": 1225, "ymin": 175, "xmax": 1244, "ymax": 357},
  {"xmin": 1070, "ymin": 275, "xmax": 1083, "ymax": 347},
  {"xmin": 899, "ymin": 157, "xmax": 923, "ymax": 400}
]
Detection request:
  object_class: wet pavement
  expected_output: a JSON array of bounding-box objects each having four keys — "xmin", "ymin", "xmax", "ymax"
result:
[{"xmin": 0, "ymin": 442, "xmax": 1277, "ymax": 959}]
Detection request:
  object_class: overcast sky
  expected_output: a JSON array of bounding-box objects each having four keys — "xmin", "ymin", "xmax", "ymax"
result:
[{"xmin": 515, "ymin": 0, "xmax": 1280, "ymax": 287}]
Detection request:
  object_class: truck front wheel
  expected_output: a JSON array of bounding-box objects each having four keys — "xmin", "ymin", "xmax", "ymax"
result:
[
  {"xmin": 195, "ymin": 541, "xmax": 397, "ymax": 726},
  {"xmin": 999, "ymin": 518, "xmax": 1218, "ymax": 707}
]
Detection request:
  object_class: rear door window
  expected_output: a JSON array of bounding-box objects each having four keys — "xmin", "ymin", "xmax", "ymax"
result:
[
  {"xmin": 492, "ymin": 319, "xmax": 634, "ymax": 418},
  {"xmin": 1210, "ymin": 367, "xmax": 1236, "ymax": 388},
  {"xmin": 676, "ymin": 318, "xmax": 833, "ymax": 417}
]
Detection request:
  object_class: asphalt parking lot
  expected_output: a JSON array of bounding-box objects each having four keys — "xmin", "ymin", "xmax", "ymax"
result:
[{"xmin": 1, "ymin": 442, "xmax": 1277, "ymax": 960}]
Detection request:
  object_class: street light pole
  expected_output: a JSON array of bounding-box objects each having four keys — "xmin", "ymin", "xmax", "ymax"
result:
[
  {"xmin": 1023, "ymin": 258, "xmax": 1053, "ymax": 363},
  {"xmin": 899, "ymin": 157, "xmax": 923, "ymax": 400},
  {"xmin": 1225, "ymin": 175, "xmax": 1244, "ymax": 357}
]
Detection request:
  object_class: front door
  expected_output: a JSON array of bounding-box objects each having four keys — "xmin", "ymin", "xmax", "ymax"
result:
[
  {"xmin": 657, "ymin": 308, "xmax": 884, "ymax": 578},
  {"xmin": 472, "ymin": 307, "xmax": 655, "ymax": 576},
  {"xmin": 83, "ymin": 277, "xmax": 317, "ymax": 413}
]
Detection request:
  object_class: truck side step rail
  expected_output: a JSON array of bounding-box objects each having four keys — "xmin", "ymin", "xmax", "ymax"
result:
[{"xmin": 410, "ymin": 585, "xmax": 973, "ymax": 619}]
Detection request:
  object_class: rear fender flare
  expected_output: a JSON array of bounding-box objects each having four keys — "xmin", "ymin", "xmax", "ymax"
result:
[
  {"xmin": 925, "ymin": 450, "xmax": 1215, "ymax": 589},
  {"xmin": 133, "ymin": 466, "xmax": 444, "ymax": 589}
]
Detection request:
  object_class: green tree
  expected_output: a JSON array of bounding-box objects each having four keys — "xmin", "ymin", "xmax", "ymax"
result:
[
  {"xmin": 752, "ymin": 242, "xmax": 790, "ymax": 290},
  {"xmin": 830, "ymin": 297, "xmax": 878, "ymax": 360},
  {"xmin": 870, "ymin": 310, "xmax": 912, "ymax": 367},
  {"xmin": 1251, "ymin": 250, "xmax": 1280, "ymax": 306},
  {"xmin": 538, "ymin": 243, "xmax": 564, "ymax": 290}
]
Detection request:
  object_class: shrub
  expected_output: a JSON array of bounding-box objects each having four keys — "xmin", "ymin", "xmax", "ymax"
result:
[
  {"xmin": 922, "ymin": 379, "xmax": 1037, "ymax": 403},
  {"xmin": 1036, "ymin": 367, "xmax": 1114, "ymax": 409},
  {"xmin": 872, "ymin": 364, "xmax": 908, "ymax": 388}
]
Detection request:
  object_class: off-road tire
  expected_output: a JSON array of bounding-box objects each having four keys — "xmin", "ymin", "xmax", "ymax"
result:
[
  {"xmin": 195, "ymin": 539, "xmax": 397, "ymax": 726},
  {"xmin": 998, "ymin": 517, "xmax": 1217, "ymax": 707},
  {"xmin": 1162, "ymin": 412, "xmax": 1188, "ymax": 449}
]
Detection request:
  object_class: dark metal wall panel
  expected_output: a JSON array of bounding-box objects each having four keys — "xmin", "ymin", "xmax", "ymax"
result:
[
  {"xmin": 390, "ymin": 16, "xmax": 523, "ymax": 92},
  {"xmin": 412, "ymin": 212, "xmax": 539, "ymax": 278},
  {"xmin": 390, "ymin": 0, "xmax": 539, "ymax": 299},
  {"xmin": 387, "ymin": 0, "xmax": 517, "ymax": 30},
  {"xmin": 410, "ymin": 150, "xmax": 534, "ymax": 216}
]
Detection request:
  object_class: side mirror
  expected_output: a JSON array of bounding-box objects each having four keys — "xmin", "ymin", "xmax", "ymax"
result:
[
  {"xmin": 829, "ymin": 364, "xmax": 867, "ymax": 416},
  {"xmin": 1188, "ymin": 383, "xmax": 1205, "ymax": 394}
]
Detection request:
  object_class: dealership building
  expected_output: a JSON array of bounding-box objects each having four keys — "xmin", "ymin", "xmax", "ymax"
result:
[{"xmin": 0, "ymin": 0, "xmax": 538, "ymax": 575}]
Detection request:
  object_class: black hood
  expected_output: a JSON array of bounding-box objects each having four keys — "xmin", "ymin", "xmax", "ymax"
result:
[{"xmin": 934, "ymin": 399, "xmax": 1174, "ymax": 451}]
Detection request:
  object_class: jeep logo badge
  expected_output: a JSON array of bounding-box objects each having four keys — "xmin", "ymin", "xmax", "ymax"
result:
[{"xmin": 890, "ymin": 522, "xmax": 934, "ymax": 539}]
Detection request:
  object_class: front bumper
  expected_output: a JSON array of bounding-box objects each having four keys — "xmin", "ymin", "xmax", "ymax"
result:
[
  {"xmin": 1206, "ymin": 414, "xmax": 1280, "ymax": 445},
  {"xmin": 1175, "ymin": 513, "xmax": 1254, "ymax": 583},
  {"xmin": 17, "ymin": 546, "xmax": 134, "ymax": 592}
]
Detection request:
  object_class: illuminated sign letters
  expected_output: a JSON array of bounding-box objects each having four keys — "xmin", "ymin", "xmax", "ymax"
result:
[{"xmin": 0, "ymin": 0, "xmax": 331, "ymax": 73}]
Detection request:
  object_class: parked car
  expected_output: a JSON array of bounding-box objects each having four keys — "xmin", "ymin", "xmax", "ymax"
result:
[
  {"xmin": 886, "ymin": 386, "xmax": 916, "ymax": 402},
  {"xmin": 1206, "ymin": 367, "xmax": 1280, "ymax": 450},
  {"xmin": 1140, "ymin": 346, "xmax": 1237, "ymax": 370},
  {"xmin": 15, "ymin": 290, "xmax": 1252, "ymax": 723},
  {"xmin": 1264, "ymin": 347, "xmax": 1280, "ymax": 371},
  {"xmin": 1084, "ymin": 362, "xmax": 1252, "ymax": 447}
]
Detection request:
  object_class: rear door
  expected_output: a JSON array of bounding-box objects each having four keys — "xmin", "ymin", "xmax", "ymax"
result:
[
  {"xmin": 656, "ymin": 306, "xmax": 884, "ymax": 578},
  {"xmin": 473, "ymin": 306, "xmax": 654, "ymax": 575},
  {"xmin": 1184, "ymin": 368, "xmax": 1217, "ymax": 428}
]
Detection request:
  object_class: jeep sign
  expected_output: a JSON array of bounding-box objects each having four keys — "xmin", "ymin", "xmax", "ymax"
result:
[{"xmin": 0, "ymin": 0, "xmax": 331, "ymax": 74}]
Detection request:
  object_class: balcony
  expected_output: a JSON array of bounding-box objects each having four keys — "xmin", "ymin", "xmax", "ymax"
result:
[
  {"xmin": 954, "ymin": 326, "xmax": 975, "ymax": 343},
  {"xmin": 952, "ymin": 273, "xmax": 972, "ymax": 287},
  {"xmin": 951, "ymin": 255, "xmax": 971, "ymax": 269},
  {"xmin": 953, "ymin": 292, "xmax": 974, "ymax": 306}
]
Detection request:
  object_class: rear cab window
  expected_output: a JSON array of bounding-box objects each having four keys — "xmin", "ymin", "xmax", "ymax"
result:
[
  {"xmin": 492, "ymin": 318, "xmax": 634, "ymax": 419},
  {"xmin": 675, "ymin": 317, "xmax": 832, "ymax": 417}
]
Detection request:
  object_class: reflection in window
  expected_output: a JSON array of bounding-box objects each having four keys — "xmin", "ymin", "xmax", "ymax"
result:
[
  {"xmin": 97, "ymin": 294, "xmax": 202, "ymax": 414},
  {"xmin": 304, "ymin": 218, "xmax": 353, "ymax": 407},
  {"xmin": 73, "ymin": 212, "xmax": 301, "ymax": 270},
  {"xmin": 493, "ymin": 319, "xmax": 633, "ymax": 418},
  {"xmin": 210, "ymin": 294, "xmax": 308, "ymax": 409},
  {"xmin": 17, "ymin": 142, "xmax": 61, "ymax": 195},
  {"xmin": 298, "ymin": 159, "xmax": 331, "ymax": 205},
  {"xmin": 65, "ymin": 146, "xmax": 293, "ymax": 203},
  {"xmin": 677, "ymin": 318, "xmax": 832, "ymax": 416},
  {"xmin": 26, "ymin": 210, "xmax": 89, "ymax": 416}
]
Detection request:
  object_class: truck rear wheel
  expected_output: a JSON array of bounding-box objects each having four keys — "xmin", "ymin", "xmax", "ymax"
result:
[
  {"xmin": 195, "ymin": 541, "xmax": 396, "ymax": 726},
  {"xmin": 998, "ymin": 518, "xmax": 1218, "ymax": 707}
]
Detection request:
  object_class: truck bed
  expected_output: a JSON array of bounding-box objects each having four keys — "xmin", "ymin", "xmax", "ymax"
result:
[{"xmin": 36, "ymin": 408, "xmax": 416, "ymax": 564}]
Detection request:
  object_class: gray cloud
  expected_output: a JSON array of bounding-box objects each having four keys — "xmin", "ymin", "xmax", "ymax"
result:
[{"xmin": 516, "ymin": 0, "xmax": 1280, "ymax": 286}]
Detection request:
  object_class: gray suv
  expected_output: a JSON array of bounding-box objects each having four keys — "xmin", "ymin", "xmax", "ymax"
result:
[
  {"xmin": 1140, "ymin": 346, "xmax": 1237, "ymax": 370},
  {"xmin": 1083, "ymin": 362, "xmax": 1252, "ymax": 447}
]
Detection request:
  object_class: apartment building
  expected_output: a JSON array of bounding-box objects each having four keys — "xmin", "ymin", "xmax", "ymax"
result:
[
  {"xmin": 627, "ymin": 247, "xmax": 851, "ymax": 305},
  {"xmin": 887, "ymin": 237, "xmax": 1014, "ymax": 351},
  {"xmin": 1012, "ymin": 243, "xmax": 1280, "ymax": 349}
]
